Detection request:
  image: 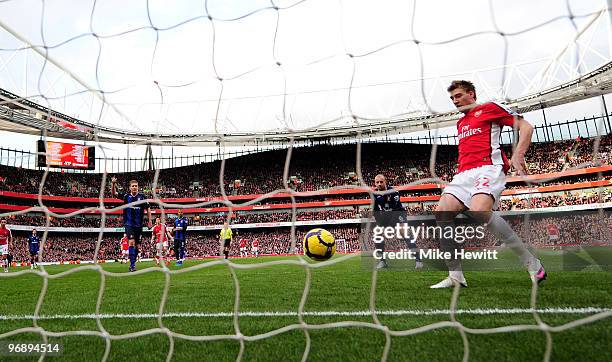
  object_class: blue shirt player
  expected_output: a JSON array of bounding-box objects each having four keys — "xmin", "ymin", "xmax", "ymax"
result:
[
  {"xmin": 373, "ymin": 174, "xmax": 422, "ymax": 270},
  {"xmin": 27, "ymin": 229, "xmax": 40, "ymax": 269},
  {"xmin": 173, "ymin": 210, "xmax": 188, "ymax": 266},
  {"xmin": 111, "ymin": 176, "xmax": 152, "ymax": 272}
]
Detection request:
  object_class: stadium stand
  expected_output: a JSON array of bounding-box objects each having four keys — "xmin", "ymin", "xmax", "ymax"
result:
[
  {"xmin": 1, "ymin": 136, "xmax": 610, "ymax": 198},
  {"xmin": 1, "ymin": 136, "xmax": 611, "ymax": 265}
]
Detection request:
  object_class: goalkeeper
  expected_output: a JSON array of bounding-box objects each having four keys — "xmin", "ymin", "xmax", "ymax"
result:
[{"xmin": 372, "ymin": 174, "xmax": 422, "ymax": 270}]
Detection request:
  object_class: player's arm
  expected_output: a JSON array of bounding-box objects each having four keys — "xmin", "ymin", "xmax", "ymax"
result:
[
  {"xmin": 489, "ymin": 103, "xmax": 533, "ymax": 175},
  {"xmin": 372, "ymin": 196, "xmax": 384, "ymax": 224},
  {"xmin": 390, "ymin": 190, "xmax": 404, "ymax": 211},
  {"xmin": 145, "ymin": 202, "xmax": 153, "ymax": 229},
  {"xmin": 110, "ymin": 176, "xmax": 118, "ymax": 198},
  {"xmin": 390, "ymin": 191, "xmax": 407, "ymax": 222},
  {"xmin": 509, "ymin": 117, "xmax": 533, "ymax": 176}
]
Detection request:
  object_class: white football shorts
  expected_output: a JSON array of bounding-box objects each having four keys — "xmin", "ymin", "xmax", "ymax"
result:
[{"xmin": 442, "ymin": 165, "xmax": 506, "ymax": 210}]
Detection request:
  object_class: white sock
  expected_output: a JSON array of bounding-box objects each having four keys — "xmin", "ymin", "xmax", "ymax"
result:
[
  {"xmin": 487, "ymin": 212, "xmax": 538, "ymax": 272},
  {"xmin": 436, "ymin": 219, "xmax": 465, "ymax": 280},
  {"xmin": 450, "ymin": 270, "xmax": 465, "ymax": 283}
]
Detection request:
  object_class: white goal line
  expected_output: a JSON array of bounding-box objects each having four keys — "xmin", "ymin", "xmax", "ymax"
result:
[{"xmin": 0, "ymin": 307, "xmax": 609, "ymax": 321}]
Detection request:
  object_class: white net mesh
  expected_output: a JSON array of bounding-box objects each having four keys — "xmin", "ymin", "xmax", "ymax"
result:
[{"xmin": 0, "ymin": 0, "xmax": 611, "ymax": 360}]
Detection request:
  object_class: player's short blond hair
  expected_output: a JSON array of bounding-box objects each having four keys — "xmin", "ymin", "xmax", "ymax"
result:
[{"xmin": 129, "ymin": 179, "xmax": 138, "ymax": 186}]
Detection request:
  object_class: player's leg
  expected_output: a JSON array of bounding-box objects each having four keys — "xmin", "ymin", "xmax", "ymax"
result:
[
  {"xmin": 164, "ymin": 245, "xmax": 170, "ymax": 266},
  {"xmin": 467, "ymin": 194, "xmax": 546, "ymax": 283},
  {"xmin": 128, "ymin": 239, "xmax": 137, "ymax": 271},
  {"xmin": 224, "ymin": 240, "xmax": 230, "ymax": 259},
  {"xmin": 373, "ymin": 224, "xmax": 388, "ymax": 269},
  {"xmin": 405, "ymin": 236, "xmax": 423, "ymax": 270},
  {"xmin": 174, "ymin": 239, "xmax": 182, "ymax": 266},
  {"xmin": 430, "ymin": 192, "xmax": 467, "ymax": 288},
  {"xmin": 1, "ymin": 245, "xmax": 8, "ymax": 272},
  {"xmin": 136, "ymin": 229, "xmax": 143, "ymax": 266},
  {"xmin": 155, "ymin": 243, "xmax": 161, "ymax": 265},
  {"xmin": 125, "ymin": 227, "xmax": 138, "ymax": 271},
  {"xmin": 400, "ymin": 222, "xmax": 423, "ymax": 269},
  {"xmin": 179, "ymin": 239, "xmax": 186, "ymax": 261}
]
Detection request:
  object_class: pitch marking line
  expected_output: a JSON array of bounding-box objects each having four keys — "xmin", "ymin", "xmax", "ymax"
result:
[{"xmin": 0, "ymin": 308, "xmax": 609, "ymax": 320}]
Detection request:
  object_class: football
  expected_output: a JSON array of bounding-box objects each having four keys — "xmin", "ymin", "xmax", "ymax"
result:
[{"xmin": 303, "ymin": 228, "xmax": 336, "ymax": 261}]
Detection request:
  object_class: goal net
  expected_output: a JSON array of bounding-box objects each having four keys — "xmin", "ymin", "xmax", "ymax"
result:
[{"xmin": 0, "ymin": 0, "xmax": 610, "ymax": 360}]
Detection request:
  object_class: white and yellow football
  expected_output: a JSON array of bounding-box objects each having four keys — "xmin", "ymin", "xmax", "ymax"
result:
[{"xmin": 303, "ymin": 228, "xmax": 336, "ymax": 261}]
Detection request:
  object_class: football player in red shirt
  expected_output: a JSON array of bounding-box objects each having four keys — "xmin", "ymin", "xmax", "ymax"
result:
[
  {"xmin": 120, "ymin": 234, "xmax": 129, "ymax": 264},
  {"xmin": 251, "ymin": 238, "xmax": 259, "ymax": 258},
  {"xmin": 431, "ymin": 80, "xmax": 546, "ymax": 288},
  {"xmin": 239, "ymin": 238, "xmax": 248, "ymax": 258},
  {"xmin": 152, "ymin": 218, "xmax": 172, "ymax": 267},
  {"xmin": 0, "ymin": 219, "xmax": 12, "ymax": 273}
]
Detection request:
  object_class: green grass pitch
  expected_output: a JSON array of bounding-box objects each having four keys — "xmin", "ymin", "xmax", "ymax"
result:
[{"xmin": 0, "ymin": 250, "xmax": 610, "ymax": 361}]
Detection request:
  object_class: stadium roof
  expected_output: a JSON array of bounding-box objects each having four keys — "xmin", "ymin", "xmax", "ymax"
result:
[
  {"xmin": 1, "ymin": 61, "xmax": 611, "ymax": 146},
  {"xmin": 0, "ymin": 1, "xmax": 610, "ymax": 147}
]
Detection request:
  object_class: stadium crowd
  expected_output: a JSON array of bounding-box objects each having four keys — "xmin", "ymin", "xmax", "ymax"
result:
[
  {"xmin": 1, "ymin": 136, "xmax": 610, "ymax": 199},
  {"xmin": 4, "ymin": 185, "xmax": 611, "ymax": 228},
  {"xmin": 6, "ymin": 211, "xmax": 610, "ymax": 264}
]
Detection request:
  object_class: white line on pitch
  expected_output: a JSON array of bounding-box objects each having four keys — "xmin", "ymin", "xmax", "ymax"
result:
[{"xmin": 0, "ymin": 307, "xmax": 609, "ymax": 320}]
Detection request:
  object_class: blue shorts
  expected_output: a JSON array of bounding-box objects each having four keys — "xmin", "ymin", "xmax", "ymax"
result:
[
  {"xmin": 124, "ymin": 225, "xmax": 143, "ymax": 245},
  {"xmin": 29, "ymin": 248, "xmax": 39, "ymax": 256}
]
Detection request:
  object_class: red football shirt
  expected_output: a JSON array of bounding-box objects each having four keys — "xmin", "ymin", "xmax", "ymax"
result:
[
  {"xmin": 239, "ymin": 238, "xmax": 247, "ymax": 248},
  {"xmin": 120, "ymin": 237, "xmax": 129, "ymax": 251},
  {"xmin": 152, "ymin": 224, "xmax": 168, "ymax": 243},
  {"xmin": 456, "ymin": 102, "xmax": 518, "ymax": 174},
  {"xmin": 252, "ymin": 239, "xmax": 259, "ymax": 247},
  {"xmin": 0, "ymin": 227, "xmax": 10, "ymax": 245}
]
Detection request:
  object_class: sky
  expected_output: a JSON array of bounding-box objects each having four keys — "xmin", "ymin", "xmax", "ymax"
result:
[{"xmin": 0, "ymin": 0, "xmax": 610, "ymax": 165}]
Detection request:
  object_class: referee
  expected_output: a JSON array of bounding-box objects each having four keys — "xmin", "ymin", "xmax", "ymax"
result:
[{"xmin": 219, "ymin": 222, "xmax": 233, "ymax": 259}]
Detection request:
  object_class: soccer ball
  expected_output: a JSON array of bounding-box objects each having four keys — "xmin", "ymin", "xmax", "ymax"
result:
[{"xmin": 303, "ymin": 228, "xmax": 336, "ymax": 261}]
